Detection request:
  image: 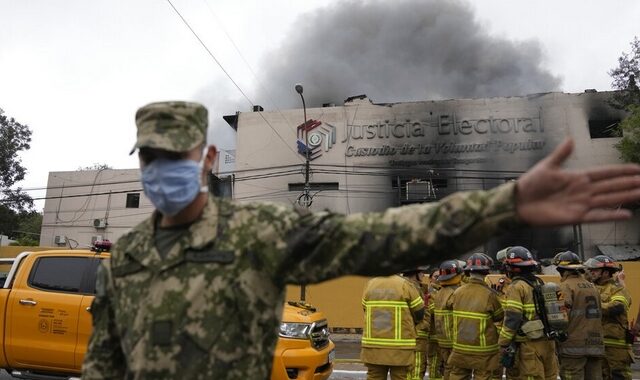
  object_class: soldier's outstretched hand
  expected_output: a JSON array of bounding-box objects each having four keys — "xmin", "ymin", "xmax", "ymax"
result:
[{"xmin": 516, "ymin": 138, "xmax": 640, "ymax": 226}]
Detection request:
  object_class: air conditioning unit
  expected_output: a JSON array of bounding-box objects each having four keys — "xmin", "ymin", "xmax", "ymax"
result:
[
  {"xmin": 93, "ymin": 218, "xmax": 107, "ymax": 229},
  {"xmin": 54, "ymin": 235, "xmax": 66, "ymax": 245},
  {"xmin": 91, "ymin": 235, "xmax": 103, "ymax": 243}
]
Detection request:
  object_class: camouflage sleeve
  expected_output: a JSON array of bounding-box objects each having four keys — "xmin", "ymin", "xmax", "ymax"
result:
[
  {"xmin": 498, "ymin": 283, "xmax": 524, "ymax": 346},
  {"xmin": 263, "ymin": 181, "xmax": 520, "ymax": 284},
  {"xmin": 81, "ymin": 261, "xmax": 126, "ymax": 379}
]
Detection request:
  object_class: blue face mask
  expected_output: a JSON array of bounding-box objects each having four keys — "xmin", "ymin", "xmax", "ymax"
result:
[{"xmin": 141, "ymin": 155, "xmax": 208, "ymax": 217}]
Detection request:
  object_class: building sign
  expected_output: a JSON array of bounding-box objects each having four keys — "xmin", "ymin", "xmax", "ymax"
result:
[
  {"xmin": 340, "ymin": 112, "xmax": 547, "ymax": 164},
  {"xmin": 296, "ymin": 119, "xmax": 337, "ymax": 160}
]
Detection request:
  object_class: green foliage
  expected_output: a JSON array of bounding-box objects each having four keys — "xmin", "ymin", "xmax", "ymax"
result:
[
  {"xmin": 615, "ymin": 105, "xmax": 640, "ymax": 163},
  {"xmin": 0, "ymin": 208, "xmax": 41, "ymax": 245},
  {"xmin": 608, "ymin": 37, "xmax": 640, "ymax": 109},
  {"xmin": 610, "ymin": 37, "xmax": 640, "ymax": 163},
  {"xmin": 0, "ymin": 108, "xmax": 33, "ymax": 213}
]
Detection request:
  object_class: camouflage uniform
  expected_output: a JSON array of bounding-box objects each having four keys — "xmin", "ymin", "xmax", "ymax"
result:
[{"xmin": 82, "ymin": 101, "xmax": 522, "ymax": 380}]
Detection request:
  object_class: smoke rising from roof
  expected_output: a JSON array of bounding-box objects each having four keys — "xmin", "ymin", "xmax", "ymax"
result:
[{"xmin": 260, "ymin": 0, "xmax": 561, "ymax": 107}]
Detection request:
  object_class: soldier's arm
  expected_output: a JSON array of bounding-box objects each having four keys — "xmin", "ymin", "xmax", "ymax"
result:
[
  {"xmin": 81, "ymin": 262, "xmax": 126, "ymax": 379},
  {"xmin": 498, "ymin": 284, "xmax": 524, "ymax": 347},
  {"xmin": 264, "ymin": 182, "xmax": 519, "ymax": 284}
]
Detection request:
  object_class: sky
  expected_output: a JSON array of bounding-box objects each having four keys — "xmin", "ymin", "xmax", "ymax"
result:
[{"xmin": 1, "ymin": 0, "xmax": 639, "ymax": 212}]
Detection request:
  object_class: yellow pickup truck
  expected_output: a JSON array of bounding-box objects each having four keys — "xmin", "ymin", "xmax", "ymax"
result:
[{"xmin": 0, "ymin": 249, "xmax": 334, "ymax": 380}]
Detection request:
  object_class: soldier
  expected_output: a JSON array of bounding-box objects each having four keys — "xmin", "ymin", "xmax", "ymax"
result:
[
  {"xmin": 498, "ymin": 246, "xmax": 559, "ymax": 380},
  {"xmin": 401, "ymin": 267, "xmax": 431, "ymax": 380},
  {"xmin": 82, "ymin": 101, "xmax": 640, "ymax": 380},
  {"xmin": 361, "ymin": 274, "xmax": 425, "ymax": 380},
  {"xmin": 447, "ymin": 253, "xmax": 504, "ymax": 380},
  {"xmin": 555, "ymin": 251, "xmax": 605, "ymax": 380},
  {"xmin": 585, "ymin": 255, "xmax": 634, "ymax": 380},
  {"xmin": 432, "ymin": 260, "xmax": 464, "ymax": 380}
]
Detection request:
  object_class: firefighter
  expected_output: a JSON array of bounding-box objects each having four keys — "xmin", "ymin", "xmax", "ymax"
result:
[
  {"xmin": 402, "ymin": 267, "xmax": 432, "ymax": 380},
  {"xmin": 427, "ymin": 269, "xmax": 444, "ymax": 380},
  {"xmin": 498, "ymin": 246, "xmax": 559, "ymax": 380},
  {"xmin": 492, "ymin": 246, "xmax": 520, "ymax": 380},
  {"xmin": 493, "ymin": 246, "xmax": 513, "ymax": 295},
  {"xmin": 432, "ymin": 260, "xmax": 464, "ymax": 380},
  {"xmin": 446, "ymin": 253, "xmax": 504, "ymax": 380},
  {"xmin": 361, "ymin": 274, "xmax": 425, "ymax": 380},
  {"xmin": 585, "ymin": 255, "xmax": 634, "ymax": 380},
  {"xmin": 555, "ymin": 251, "xmax": 605, "ymax": 380}
]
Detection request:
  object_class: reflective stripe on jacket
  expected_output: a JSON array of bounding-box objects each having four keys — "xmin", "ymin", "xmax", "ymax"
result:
[
  {"xmin": 447, "ymin": 277, "xmax": 504, "ymax": 355},
  {"xmin": 362, "ymin": 275, "xmax": 424, "ymax": 350},
  {"xmin": 498, "ymin": 277, "xmax": 540, "ymax": 346},
  {"xmin": 597, "ymin": 279, "xmax": 632, "ymax": 349},
  {"xmin": 433, "ymin": 285, "xmax": 458, "ymax": 347}
]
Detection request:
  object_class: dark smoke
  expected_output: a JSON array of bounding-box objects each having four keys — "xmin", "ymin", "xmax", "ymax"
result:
[{"xmin": 259, "ymin": 0, "xmax": 561, "ymax": 107}]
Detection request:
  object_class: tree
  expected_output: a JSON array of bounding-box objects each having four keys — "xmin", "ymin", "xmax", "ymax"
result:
[
  {"xmin": 0, "ymin": 108, "xmax": 33, "ymax": 212},
  {"xmin": 10, "ymin": 211, "xmax": 42, "ymax": 246},
  {"xmin": 611, "ymin": 38, "xmax": 640, "ymax": 163},
  {"xmin": 615, "ymin": 105, "xmax": 640, "ymax": 163},
  {"xmin": 78, "ymin": 163, "xmax": 112, "ymax": 171},
  {"xmin": 609, "ymin": 37, "xmax": 640, "ymax": 110}
]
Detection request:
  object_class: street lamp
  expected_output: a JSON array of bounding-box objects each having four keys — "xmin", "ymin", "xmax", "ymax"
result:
[
  {"xmin": 295, "ymin": 83, "xmax": 310, "ymax": 301},
  {"xmin": 295, "ymin": 84, "xmax": 312, "ymax": 209}
]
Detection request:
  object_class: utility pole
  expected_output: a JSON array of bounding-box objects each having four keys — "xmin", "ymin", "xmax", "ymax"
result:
[{"xmin": 295, "ymin": 83, "xmax": 310, "ymax": 301}]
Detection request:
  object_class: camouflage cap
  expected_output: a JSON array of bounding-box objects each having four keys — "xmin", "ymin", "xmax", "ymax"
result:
[{"xmin": 130, "ymin": 101, "xmax": 208, "ymax": 154}]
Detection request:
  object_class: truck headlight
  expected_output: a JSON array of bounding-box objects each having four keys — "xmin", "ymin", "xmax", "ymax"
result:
[{"xmin": 279, "ymin": 322, "xmax": 312, "ymax": 339}]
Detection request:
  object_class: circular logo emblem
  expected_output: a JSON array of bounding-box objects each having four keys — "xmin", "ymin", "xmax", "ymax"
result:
[
  {"xmin": 39, "ymin": 318, "xmax": 50, "ymax": 333},
  {"xmin": 308, "ymin": 132, "xmax": 322, "ymax": 147}
]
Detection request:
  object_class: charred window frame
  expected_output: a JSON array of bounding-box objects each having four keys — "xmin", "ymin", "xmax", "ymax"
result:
[{"xmin": 588, "ymin": 119, "xmax": 621, "ymax": 139}]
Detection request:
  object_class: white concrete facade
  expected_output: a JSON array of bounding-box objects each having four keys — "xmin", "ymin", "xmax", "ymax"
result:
[
  {"xmin": 233, "ymin": 91, "xmax": 638, "ymax": 259},
  {"xmin": 40, "ymin": 148, "xmax": 237, "ymax": 248},
  {"xmin": 39, "ymin": 169, "xmax": 151, "ymax": 248}
]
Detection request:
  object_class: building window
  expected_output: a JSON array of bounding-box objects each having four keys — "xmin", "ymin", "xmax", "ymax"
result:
[
  {"xmin": 589, "ymin": 119, "xmax": 621, "ymax": 139},
  {"xmin": 126, "ymin": 193, "xmax": 140, "ymax": 208}
]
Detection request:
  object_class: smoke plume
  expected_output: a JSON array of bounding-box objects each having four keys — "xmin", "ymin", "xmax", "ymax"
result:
[{"xmin": 259, "ymin": 0, "xmax": 561, "ymax": 107}]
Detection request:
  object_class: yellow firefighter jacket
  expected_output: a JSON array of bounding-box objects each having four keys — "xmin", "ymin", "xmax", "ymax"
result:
[
  {"xmin": 407, "ymin": 277, "xmax": 431, "ymax": 351},
  {"xmin": 433, "ymin": 284, "xmax": 459, "ymax": 348},
  {"xmin": 498, "ymin": 276, "xmax": 542, "ymax": 346},
  {"xmin": 361, "ymin": 275, "xmax": 425, "ymax": 365},
  {"xmin": 447, "ymin": 277, "xmax": 504, "ymax": 355},
  {"xmin": 559, "ymin": 272, "xmax": 605, "ymax": 357},
  {"xmin": 427, "ymin": 283, "xmax": 441, "ymax": 344},
  {"xmin": 597, "ymin": 279, "xmax": 632, "ymax": 349}
]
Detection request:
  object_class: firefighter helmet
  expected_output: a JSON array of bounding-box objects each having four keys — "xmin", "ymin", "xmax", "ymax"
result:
[
  {"xmin": 584, "ymin": 255, "xmax": 620, "ymax": 272},
  {"xmin": 496, "ymin": 246, "xmax": 511, "ymax": 263},
  {"xmin": 503, "ymin": 246, "xmax": 538, "ymax": 267},
  {"xmin": 553, "ymin": 251, "xmax": 583, "ymax": 270},
  {"xmin": 466, "ymin": 253, "xmax": 493, "ymax": 272},
  {"xmin": 439, "ymin": 260, "xmax": 464, "ymax": 281}
]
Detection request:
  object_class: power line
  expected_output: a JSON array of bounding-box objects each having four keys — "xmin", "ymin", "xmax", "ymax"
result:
[
  {"xmin": 199, "ymin": 0, "xmax": 301, "ymax": 141},
  {"xmin": 165, "ymin": 0, "xmax": 303, "ymax": 164}
]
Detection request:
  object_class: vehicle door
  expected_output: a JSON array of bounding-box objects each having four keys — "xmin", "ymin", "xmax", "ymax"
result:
[
  {"xmin": 74, "ymin": 257, "xmax": 105, "ymax": 369},
  {"xmin": 6, "ymin": 255, "xmax": 89, "ymax": 371}
]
